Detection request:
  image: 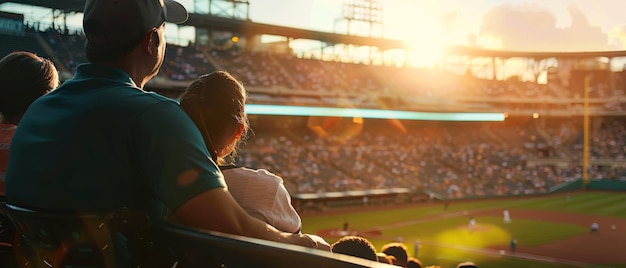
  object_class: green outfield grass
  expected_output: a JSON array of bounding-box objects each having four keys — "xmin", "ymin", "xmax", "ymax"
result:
[{"xmin": 301, "ymin": 191, "xmax": 626, "ymax": 268}]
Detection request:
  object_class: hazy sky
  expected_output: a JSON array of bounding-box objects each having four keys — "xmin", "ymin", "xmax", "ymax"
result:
[
  {"xmin": 201, "ymin": 0, "xmax": 626, "ymax": 53},
  {"xmin": 3, "ymin": 0, "xmax": 626, "ymax": 53}
]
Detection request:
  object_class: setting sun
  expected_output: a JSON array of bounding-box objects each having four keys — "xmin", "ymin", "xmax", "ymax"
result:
[
  {"xmin": 384, "ymin": 0, "xmax": 448, "ymax": 67},
  {"xmin": 403, "ymin": 33, "xmax": 446, "ymax": 68}
]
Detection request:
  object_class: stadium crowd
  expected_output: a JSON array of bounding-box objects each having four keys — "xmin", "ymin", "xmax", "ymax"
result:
[
  {"xmin": 1, "ymin": 27, "xmax": 624, "ymax": 200},
  {"xmin": 234, "ymin": 117, "xmax": 625, "ymax": 198},
  {"xmin": 5, "ymin": 27, "xmax": 625, "ymax": 107},
  {"xmin": 1, "ymin": 9, "xmax": 626, "ymax": 267}
]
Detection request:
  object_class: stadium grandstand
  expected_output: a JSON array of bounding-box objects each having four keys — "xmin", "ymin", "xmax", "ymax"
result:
[
  {"xmin": 1, "ymin": 0, "xmax": 626, "ymax": 267},
  {"xmin": 1, "ymin": 0, "xmax": 625, "ymax": 205}
]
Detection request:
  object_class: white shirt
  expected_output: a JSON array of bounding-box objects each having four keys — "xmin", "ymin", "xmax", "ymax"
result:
[{"xmin": 222, "ymin": 167, "xmax": 302, "ymax": 233}]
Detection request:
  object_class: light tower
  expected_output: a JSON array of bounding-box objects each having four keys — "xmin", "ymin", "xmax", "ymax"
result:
[
  {"xmin": 337, "ymin": 0, "xmax": 383, "ymax": 37},
  {"xmin": 333, "ymin": 0, "xmax": 384, "ymax": 64}
]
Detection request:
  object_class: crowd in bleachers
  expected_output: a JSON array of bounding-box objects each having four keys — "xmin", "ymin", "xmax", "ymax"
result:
[
  {"xmin": 211, "ymin": 49, "xmax": 297, "ymax": 88},
  {"xmin": 162, "ymin": 45, "xmax": 215, "ymax": 81},
  {"xmin": 7, "ymin": 28, "xmax": 625, "ymax": 105},
  {"xmin": 235, "ymin": 116, "xmax": 626, "ymax": 199},
  {"xmin": 39, "ymin": 28, "xmax": 86, "ymax": 73},
  {"xmin": 2, "ymin": 28, "xmax": 625, "ymax": 200}
]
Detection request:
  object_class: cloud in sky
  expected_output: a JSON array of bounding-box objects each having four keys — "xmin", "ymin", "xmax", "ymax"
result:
[
  {"xmin": 476, "ymin": 3, "xmax": 612, "ymax": 52},
  {"xmin": 244, "ymin": 0, "xmax": 626, "ymax": 52}
]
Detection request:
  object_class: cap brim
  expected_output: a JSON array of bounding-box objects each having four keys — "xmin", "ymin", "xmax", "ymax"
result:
[{"xmin": 164, "ymin": 0, "xmax": 188, "ymax": 24}]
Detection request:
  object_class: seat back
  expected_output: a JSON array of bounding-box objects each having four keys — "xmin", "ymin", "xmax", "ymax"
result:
[
  {"xmin": 0, "ymin": 200, "xmax": 17, "ymax": 268},
  {"xmin": 0, "ymin": 203, "xmax": 166, "ymax": 268},
  {"xmin": 152, "ymin": 220, "xmax": 395, "ymax": 268},
  {"xmin": 2, "ymin": 202, "xmax": 394, "ymax": 267}
]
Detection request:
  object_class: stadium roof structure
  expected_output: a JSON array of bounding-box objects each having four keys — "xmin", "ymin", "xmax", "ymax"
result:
[
  {"xmin": 186, "ymin": 13, "xmax": 409, "ymax": 51},
  {"xmin": 5, "ymin": 0, "xmax": 409, "ymax": 51}
]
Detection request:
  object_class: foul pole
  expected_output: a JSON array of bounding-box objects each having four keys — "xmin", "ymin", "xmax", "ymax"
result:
[{"xmin": 582, "ymin": 75, "xmax": 591, "ymax": 190}]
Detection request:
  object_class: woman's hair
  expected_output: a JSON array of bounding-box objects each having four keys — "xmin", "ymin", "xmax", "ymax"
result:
[
  {"xmin": 0, "ymin": 51, "xmax": 57, "ymax": 124},
  {"xmin": 179, "ymin": 71, "xmax": 249, "ymax": 164}
]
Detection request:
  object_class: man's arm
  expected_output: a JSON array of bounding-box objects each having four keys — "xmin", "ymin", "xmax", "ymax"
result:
[
  {"xmin": 175, "ymin": 187, "xmax": 330, "ymax": 250},
  {"xmin": 132, "ymin": 102, "xmax": 328, "ymax": 250}
]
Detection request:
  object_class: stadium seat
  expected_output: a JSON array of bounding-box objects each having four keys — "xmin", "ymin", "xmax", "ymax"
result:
[
  {"xmin": 0, "ymin": 203, "xmax": 167, "ymax": 268},
  {"xmin": 1, "ymin": 202, "xmax": 392, "ymax": 268},
  {"xmin": 0, "ymin": 199, "xmax": 17, "ymax": 268}
]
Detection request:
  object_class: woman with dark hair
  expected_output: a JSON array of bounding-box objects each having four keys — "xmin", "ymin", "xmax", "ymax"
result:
[
  {"xmin": 0, "ymin": 51, "xmax": 59, "ymax": 194},
  {"xmin": 180, "ymin": 71, "xmax": 304, "ymax": 234}
]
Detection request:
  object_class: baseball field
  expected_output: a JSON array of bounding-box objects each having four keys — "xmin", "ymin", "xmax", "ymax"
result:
[{"xmin": 301, "ymin": 191, "xmax": 626, "ymax": 268}]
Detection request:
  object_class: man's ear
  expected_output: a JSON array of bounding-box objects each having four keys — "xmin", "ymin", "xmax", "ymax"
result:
[
  {"xmin": 151, "ymin": 30, "xmax": 160, "ymax": 47},
  {"xmin": 141, "ymin": 29, "xmax": 159, "ymax": 53}
]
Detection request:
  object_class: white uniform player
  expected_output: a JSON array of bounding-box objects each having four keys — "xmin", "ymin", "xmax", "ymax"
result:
[{"xmin": 503, "ymin": 209, "xmax": 511, "ymax": 223}]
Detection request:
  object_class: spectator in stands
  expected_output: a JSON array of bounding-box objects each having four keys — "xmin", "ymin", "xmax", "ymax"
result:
[
  {"xmin": 330, "ymin": 235, "xmax": 378, "ymax": 262},
  {"xmin": 407, "ymin": 256, "xmax": 424, "ymax": 268},
  {"xmin": 0, "ymin": 51, "xmax": 58, "ymax": 195},
  {"xmin": 376, "ymin": 252, "xmax": 395, "ymax": 264},
  {"xmin": 179, "ymin": 71, "xmax": 303, "ymax": 234},
  {"xmin": 5, "ymin": 1, "xmax": 328, "ymax": 264},
  {"xmin": 0, "ymin": 51, "xmax": 57, "ymax": 257},
  {"xmin": 381, "ymin": 242, "xmax": 410, "ymax": 267},
  {"xmin": 456, "ymin": 261, "xmax": 478, "ymax": 268}
]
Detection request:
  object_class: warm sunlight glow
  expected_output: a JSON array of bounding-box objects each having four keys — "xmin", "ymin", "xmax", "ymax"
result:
[
  {"xmin": 385, "ymin": 0, "xmax": 447, "ymax": 67},
  {"xmin": 404, "ymin": 37, "xmax": 446, "ymax": 68},
  {"xmin": 433, "ymin": 223, "xmax": 510, "ymax": 248},
  {"xmin": 477, "ymin": 34, "xmax": 503, "ymax": 50}
]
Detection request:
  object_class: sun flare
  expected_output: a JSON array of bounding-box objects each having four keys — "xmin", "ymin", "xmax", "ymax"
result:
[
  {"xmin": 386, "ymin": 1, "xmax": 448, "ymax": 67},
  {"xmin": 404, "ymin": 36, "xmax": 446, "ymax": 68}
]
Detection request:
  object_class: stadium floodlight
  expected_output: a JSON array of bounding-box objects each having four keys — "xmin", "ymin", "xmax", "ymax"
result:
[
  {"xmin": 342, "ymin": 0, "xmax": 383, "ymax": 22},
  {"xmin": 245, "ymin": 104, "xmax": 505, "ymax": 122}
]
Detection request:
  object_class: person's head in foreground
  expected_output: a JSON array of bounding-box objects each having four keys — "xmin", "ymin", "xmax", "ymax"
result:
[
  {"xmin": 83, "ymin": 0, "xmax": 188, "ymax": 87},
  {"xmin": 331, "ymin": 235, "xmax": 378, "ymax": 262},
  {"xmin": 407, "ymin": 256, "xmax": 423, "ymax": 268},
  {"xmin": 381, "ymin": 242, "xmax": 409, "ymax": 267},
  {"xmin": 457, "ymin": 261, "xmax": 478, "ymax": 268},
  {"xmin": 0, "ymin": 51, "xmax": 58, "ymax": 124},
  {"xmin": 376, "ymin": 252, "xmax": 394, "ymax": 264},
  {"xmin": 179, "ymin": 70, "xmax": 249, "ymax": 164}
]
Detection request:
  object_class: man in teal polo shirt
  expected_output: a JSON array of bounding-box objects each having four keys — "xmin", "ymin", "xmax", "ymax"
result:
[{"xmin": 5, "ymin": 0, "xmax": 328, "ymax": 256}]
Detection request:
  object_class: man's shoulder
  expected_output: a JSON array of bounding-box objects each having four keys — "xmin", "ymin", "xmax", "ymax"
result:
[
  {"xmin": 125, "ymin": 90, "xmax": 178, "ymax": 107},
  {"xmin": 56, "ymin": 77, "xmax": 178, "ymax": 108},
  {"xmin": 66, "ymin": 63, "xmax": 179, "ymax": 106}
]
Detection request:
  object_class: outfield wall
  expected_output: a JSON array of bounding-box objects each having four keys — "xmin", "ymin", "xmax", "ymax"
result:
[
  {"xmin": 294, "ymin": 179, "xmax": 626, "ymax": 212},
  {"xmin": 550, "ymin": 179, "xmax": 626, "ymax": 192}
]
